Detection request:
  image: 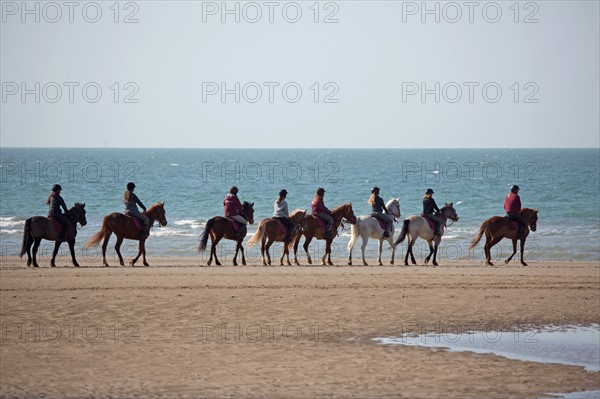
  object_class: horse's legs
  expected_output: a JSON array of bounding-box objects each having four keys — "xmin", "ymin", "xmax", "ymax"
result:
[
  {"xmin": 25, "ymin": 235, "xmax": 33, "ymax": 266},
  {"xmin": 284, "ymin": 240, "xmax": 292, "ymax": 266},
  {"xmin": 260, "ymin": 236, "xmax": 267, "ymax": 265},
  {"xmin": 347, "ymin": 235, "xmax": 355, "ymax": 266},
  {"xmin": 114, "ymin": 237, "xmax": 125, "ymax": 266},
  {"xmin": 325, "ymin": 239, "xmax": 334, "ymax": 266},
  {"xmin": 293, "ymin": 234, "xmax": 302, "ymax": 265},
  {"xmin": 68, "ymin": 239, "xmax": 79, "ymax": 267},
  {"xmin": 31, "ymin": 237, "xmax": 42, "ymax": 267},
  {"xmin": 361, "ymin": 236, "xmax": 368, "ymax": 266},
  {"xmin": 520, "ymin": 239, "xmax": 528, "ymax": 266},
  {"xmin": 303, "ymin": 236, "xmax": 314, "ymax": 265},
  {"xmin": 432, "ymin": 238, "xmax": 440, "ymax": 267},
  {"xmin": 239, "ymin": 241, "xmax": 246, "ymax": 266},
  {"xmin": 131, "ymin": 240, "xmax": 144, "ymax": 266},
  {"xmin": 484, "ymin": 236, "xmax": 503, "ymax": 266},
  {"xmin": 404, "ymin": 237, "xmax": 414, "ymax": 266},
  {"xmin": 424, "ymin": 240, "xmax": 434, "ymax": 265},
  {"xmin": 377, "ymin": 239, "xmax": 384, "ymax": 266},
  {"xmin": 211, "ymin": 236, "xmax": 222, "ymax": 266},
  {"xmin": 388, "ymin": 237, "xmax": 396, "ymax": 265},
  {"xmin": 101, "ymin": 235, "xmax": 111, "ymax": 266},
  {"xmin": 142, "ymin": 241, "xmax": 149, "ymax": 266},
  {"xmin": 505, "ymin": 239, "xmax": 518, "ymax": 264},
  {"xmin": 51, "ymin": 241, "xmax": 61, "ymax": 267}
]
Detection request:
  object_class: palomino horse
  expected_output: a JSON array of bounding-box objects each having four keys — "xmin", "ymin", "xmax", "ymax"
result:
[
  {"xmin": 292, "ymin": 203, "xmax": 357, "ymax": 266},
  {"xmin": 20, "ymin": 203, "xmax": 87, "ymax": 267},
  {"xmin": 469, "ymin": 208, "xmax": 538, "ymax": 266},
  {"xmin": 247, "ymin": 209, "xmax": 307, "ymax": 266},
  {"xmin": 198, "ymin": 202, "xmax": 255, "ymax": 266},
  {"xmin": 85, "ymin": 202, "xmax": 167, "ymax": 267},
  {"xmin": 348, "ymin": 198, "xmax": 401, "ymax": 266},
  {"xmin": 394, "ymin": 203, "xmax": 459, "ymax": 266}
]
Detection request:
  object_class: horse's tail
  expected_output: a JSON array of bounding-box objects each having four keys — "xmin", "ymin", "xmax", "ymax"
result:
[
  {"xmin": 198, "ymin": 218, "xmax": 215, "ymax": 252},
  {"xmin": 19, "ymin": 218, "xmax": 32, "ymax": 258},
  {"xmin": 394, "ymin": 219, "xmax": 410, "ymax": 246},
  {"xmin": 468, "ymin": 220, "xmax": 488, "ymax": 250},
  {"xmin": 84, "ymin": 216, "xmax": 110, "ymax": 249},
  {"xmin": 247, "ymin": 219, "xmax": 267, "ymax": 248},
  {"xmin": 347, "ymin": 219, "xmax": 359, "ymax": 251}
]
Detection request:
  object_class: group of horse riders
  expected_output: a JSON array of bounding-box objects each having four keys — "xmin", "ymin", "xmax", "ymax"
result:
[{"xmin": 45, "ymin": 182, "xmax": 528, "ymax": 242}]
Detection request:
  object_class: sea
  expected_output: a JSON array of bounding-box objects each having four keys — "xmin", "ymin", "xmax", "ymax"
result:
[{"xmin": 1, "ymin": 148, "xmax": 598, "ymax": 263}]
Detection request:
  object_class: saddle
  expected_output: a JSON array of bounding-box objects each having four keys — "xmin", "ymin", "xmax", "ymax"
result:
[
  {"xmin": 371, "ymin": 217, "xmax": 386, "ymax": 231},
  {"xmin": 227, "ymin": 218, "xmax": 242, "ymax": 232},
  {"xmin": 277, "ymin": 221, "xmax": 287, "ymax": 235},
  {"xmin": 504, "ymin": 216, "xmax": 521, "ymax": 230},
  {"xmin": 422, "ymin": 215, "xmax": 436, "ymax": 231},
  {"xmin": 48, "ymin": 217, "xmax": 63, "ymax": 234},
  {"xmin": 314, "ymin": 216, "xmax": 327, "ymax": 230}
]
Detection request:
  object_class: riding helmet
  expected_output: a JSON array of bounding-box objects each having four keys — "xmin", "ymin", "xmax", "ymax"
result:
[
  {"xmin": 316, "ymin": 187, "xmax": 326, "ymax": 196},
  {"xmin": 127, "ymin": 182, "xmax": 136, "ymax": 191},
  {"xmin": 279, "ymin": 189, "xmax": 288, "ymax": 197},
  {"xmin": 425, "ymin": 188, "xmax": 434, "ymax": 195},
  {"xmin": 371, "ymin": 187, "xmax": 380, "ymax": 194},
  {"xmin": 229, "ymin": 186, "xmax": 239, "ymax": 194},
  {"xmin": 511, "ymin": 185, "xmax": 520, "ymax": 193},
  {"xmin": 52, "ymin": 184, "xmax": 62, "ymax": 192}
]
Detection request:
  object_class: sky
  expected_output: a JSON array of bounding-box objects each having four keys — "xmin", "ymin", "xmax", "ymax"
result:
[{"xmin": 1, "ymin": 0, "xmax": 599, "ymax": 148}]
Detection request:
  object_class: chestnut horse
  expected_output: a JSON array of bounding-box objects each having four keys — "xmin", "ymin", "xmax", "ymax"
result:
[
  {"xmin": 247, "ymin": 209, "xmax": 307, "ymax": 266},
  {"xmin": 85, "ymin": 202, "xmax": 167, "ymax": 267},
  {"xmin": 394, "ymin": 203, "xmax": 459, "ymax": 266},
  {"xmin": 292, "ymin": 203, "xmax": 357, "ymax": 266},
  {"xmin": 20, "ymin": 203, "xmax": 87, "ymax": 267},
  {"xmin": 469, "ymin": 208, "xmax": 538, "ymax": 266},
  {"xmin": 198, "ymin": 201, "xmax": 255, "ymax": 266}
]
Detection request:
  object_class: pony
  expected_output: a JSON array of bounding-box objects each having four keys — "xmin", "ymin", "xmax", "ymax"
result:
[
  {"xmin": 247, "ymin": 209, "xmax": 307, "ymax": 266},
  {"xmin": 469, "ymin": 208, "xmax": 538, "ymax": 266},
  {"xmin": 394, "ymin": 203, "xmax": 459, "ymax": 266},
  {"xmin": 198, "ymin": 201, "xmax": 255, "ymax": 266},
  {"xmin": 292, "ymin": 203, "xmax": 357, "ymax": 266},
  {"xmin": 84, "ymin": 202, "xmax": 167, "ymax": 266},
  {"xmin": 348, "ymin": 198, "xmax": 401, "ymax": 266},
  {"xmin": 20, "ymin": 203, "xmax": 87, "ymax": 267}
]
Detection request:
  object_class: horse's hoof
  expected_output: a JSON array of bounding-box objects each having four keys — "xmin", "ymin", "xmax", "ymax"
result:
[
  {"xmin": 104, "ymin": 264, "xmax": 109, "ymax": 267},
  {"xmin": 33, "ymin": 264, "xmax": 39, "ymax": 268},
  {"xmin": 487, "ymin": 262, "xmax": 494, "ymax": 266},
  {"xmin": 307, "ymin": 260, "xmax": 312, "ymax": 265},
  {"xmin": 328, "ymin": 262, "xmax": 334, "ymax": 266},
  {"xmin": 432, "ymin": 262, "xmax": 438, "ymax": 267},
  {"xmin": 390, "ymin": 261, "xmax": 394, "ymax": 265},
  {"xmin": 74, "ymin": 263, "xmax": 80, "ymax": 267},
  {"xmin": 522, "ymin": 262, "xmax": 528, "ymax": 266},
  {"xmin": 347, "ymin": 261, "xmax": 352, "ymax": 265},
  {"xmin": 378, "ymin": 263, "xmax": 383, "ymax": 266},
  {"xmin": 51, "ymin": 261, "xmax": 56, "ymax": 267},
  {"xmin": 143, "ymin": 263, "xmax": 149, "ymax": 267},
  {"xmin": 27, "ymin": 261, "xmax": 32, "ymax": 267},
  {"xmin": 216, "ymin": 262, "xmax": 222, "ymax": 266},
  {"xmin": 505, "ymin": 260, "xmax": 510, "ymax": 264},
  {"xmin": 232, "ymin": 262, "xmax": 237, "ymax": 266},
  {"xmin": 242, "ymin": 261, "xmax": 246, "ymax": 266},
  {"xmin": 120, "ymin": 262, "xmax": 125, "ymax": 266}
]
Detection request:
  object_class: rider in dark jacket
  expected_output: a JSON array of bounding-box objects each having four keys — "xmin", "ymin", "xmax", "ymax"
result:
[
  {"xmin": 422, "ymin": 188, "xmax": 441, "ymax": 236},
  {"xmin": 369, "ymin": 187, "xmax": 393, "ymax": 238},
  {"xmin": 504, "ymin": 185, "xmax": 527, "ymax": 238},
  {"xmin": 47, "ymin": 184, "xmax": 70, "ymax": 241}
]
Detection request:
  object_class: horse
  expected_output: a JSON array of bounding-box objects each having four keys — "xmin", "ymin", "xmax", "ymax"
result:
[
  {"xmin": 20, "ymin": 203, "xmax": 87, "ymax": 267},
  {"xmin": 198, "ymin": 202, "xmax": 255, "ymax": 266},
  {"xmin": 247, "ymin": 209, "xmax": 307, "ymax": 266},
  {"xmin": 394, "ymin": 203, "xmax": 459, "ymax": 266},
  {"xmin": 292, "ymin": 203, "xmax": 357, "ymax": 266},
  {"xmin": 348, "ymin": 198, "xmax": 401, "ymax": 266},
  {"xmin": 84, "ymin": 202, "xmax": 167, "ymax": 267},
  {"xmin": 469, "ymin": 208, "xmax": 538, "ymax": 266}
]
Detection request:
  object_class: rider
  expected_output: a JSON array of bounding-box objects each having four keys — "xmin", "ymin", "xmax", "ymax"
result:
[
  {"xmin": 422, "ymin": 188, "xmax": 441, "ymax": 236},
  {"xmin": 369, "ymin": 187, "xmax": 393, "ymax": 238},
  {"xmin": 311, "ymin": 187, "xmax": 334, "ymax": 235},
  {"xmin": 124, "ymin": 182, "xmax": 150, "ymax": 238},
  {"xmin": 47, "ymin": 184, "xmax": 70, "ymax": 241},
  {"xmin": 273, "ymin": 189, "xmax": 294, "ymax": 243},
  {"xmin": 504, "ymin": 185, "xmax": 527, "ymax": 238},
  {"xmin": 224, "ymin": 186, "xmax": 247, "ymax": 238}
]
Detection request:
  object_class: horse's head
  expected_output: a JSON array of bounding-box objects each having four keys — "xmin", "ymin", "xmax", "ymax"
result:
[
  {"xmin": 386, "ymin": 198, "xmax": 401, "ymax": 219},
  {"xmin": 523, "ymin": 208, "xmax": 538, "ymax": 232},
  {"xmin": 72, "ymin": 203, "xmax": 87, "ymax": 226},
  {"xmin": 243, "ymin": 201, "xmax": 255, "ymax": 225},
  {"xmin": 441, "ymin": 203, "xmax": 459, "ymax": 222},
  {"xmin": 147, "ymin": 202, "xmax": 168, "ymax": 226},
  {"xmin": 342, "ymin": 203, "xmax": 357, "ymax": 224},
  {"xmin": 290, "ymin": 209, "xmax": 308, "ymax": 229}
]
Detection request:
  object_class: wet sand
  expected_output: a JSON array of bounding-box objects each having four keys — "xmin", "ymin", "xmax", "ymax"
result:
[{"xmin": 1, "ymin": 256, "xmax": 599, "ymax": 398}]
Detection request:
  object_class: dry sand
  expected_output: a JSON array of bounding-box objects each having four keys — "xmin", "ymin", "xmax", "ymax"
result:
[{"xmin": 1, "ymin": 256, "xmax": 599, "ymax": 398}]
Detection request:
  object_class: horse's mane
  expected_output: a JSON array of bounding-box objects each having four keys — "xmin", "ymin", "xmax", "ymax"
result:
[
  {"xmin": 289, "ymin": 209, "xmax": 305, "ymax": 218},
  {"xmin": 332, "ymin": 203, "xmax": 352, "ymax": 213}
]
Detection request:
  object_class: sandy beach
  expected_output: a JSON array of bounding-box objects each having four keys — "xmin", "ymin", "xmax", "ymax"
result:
[{"xmin": 1, "ymin": 256, "xmax": 599, "ymax": 398}]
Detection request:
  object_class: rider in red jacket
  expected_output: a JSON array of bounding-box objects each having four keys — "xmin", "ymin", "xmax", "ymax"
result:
[
  {"xmin": 311, "ymin": 187, "xmax": 333, "ymax": 234},
  {"xmin": 224, "ymin": 186, "xmax": 247, "ymax": 238},
  {"xmin": 504, "ymin": 185, "xmax": 527, "ymax": 238}
]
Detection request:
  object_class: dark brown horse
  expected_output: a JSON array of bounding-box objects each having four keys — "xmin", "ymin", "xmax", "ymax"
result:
[
  {"xmin": 469, "ymin": 208, "xmax": 538, "ymax": 266},
  {"xmin": 84, "ymin": 202, "xmax": 167, "ymax": 267},
  {"xmin": 292, "ymin": 203, "xmax": 357, "ymax": 266},
  {"xmin": 247, "ymin": 209, "xmax": 307, "ymax": 266},
  {"xmin": 20, "ymin": 203, "xmax": 87, "ymax": 267},
  {"xmin": 198, "ymin": 202, "xmax": 255, "ymax": 266}
]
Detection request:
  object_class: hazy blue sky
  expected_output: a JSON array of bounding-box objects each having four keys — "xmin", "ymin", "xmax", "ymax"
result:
[{"xmin": 1, "ymin": 1, "xmax": 598, "ymax": 148}]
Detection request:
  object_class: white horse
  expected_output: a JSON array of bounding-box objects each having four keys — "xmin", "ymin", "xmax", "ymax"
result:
[
  {"xmin": 394, "ymin": 203, "xmax": 459, "ymax": 266},
  {"xmin": 347, "ymin": 198, "xmax": 401, "ymax": 266}
]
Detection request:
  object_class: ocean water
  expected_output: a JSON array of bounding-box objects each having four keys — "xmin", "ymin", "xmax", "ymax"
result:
[{"xmin": 1, "ymin": 148, "xmax": 598, "ymax": 263}]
